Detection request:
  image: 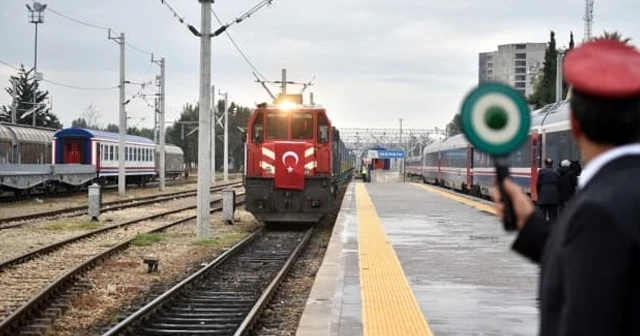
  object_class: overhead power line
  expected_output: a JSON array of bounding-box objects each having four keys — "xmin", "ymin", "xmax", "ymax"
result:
[
  {"xmin": 45, "ymin": 6, "xmax": 153, "ymax": 56},
  {"xmin": 210, "ymin": 7, "xmax": 268, "ymax": 81},
  {"xmin": 0, "ymin": 59, "xmax": 118, "ymax": 91}
]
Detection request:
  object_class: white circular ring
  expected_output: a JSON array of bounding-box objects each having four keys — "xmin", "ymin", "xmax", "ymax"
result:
[{"xmin": 470, "ymin": 92, "xmax": 521, "ymax": 145}]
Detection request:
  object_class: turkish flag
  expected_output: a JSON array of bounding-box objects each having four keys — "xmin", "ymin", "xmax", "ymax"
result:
[{"xmin": 274, "ymin": 142, "xmax": 306, "ymax": 190}]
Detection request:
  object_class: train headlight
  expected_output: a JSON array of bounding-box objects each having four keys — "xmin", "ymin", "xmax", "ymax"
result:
[{"xmin": 278, "ymin": 100, "xmax": 298, "ymax": 112}]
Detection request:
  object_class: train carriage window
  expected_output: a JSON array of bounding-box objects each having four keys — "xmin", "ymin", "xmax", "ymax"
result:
[
  {"xmin": 109, "ymin": 146, "xmax": 114, "ymax": 161},
  {"xmin": 291, "ymin": 112, "xmax": 313, "ymax": 139},
  {"xmin": 317, "ymin": 113, "xmax": 329, "ymax": 144},
  {"xmin": 265, "ymin": 113, "xmax": 288, "ymax": 139},
  {"xmin": 125, "ymin": 147, "xmax": 129, "ymax": 161}
]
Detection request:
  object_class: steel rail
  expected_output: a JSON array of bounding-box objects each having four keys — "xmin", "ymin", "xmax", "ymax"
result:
[
  {"xmin": 0, "ymin": 181, "xmax": 242, "ymax": 228},
  {"xmin": 233, "ymin": 227, "xmax": 313, "ymax": 336},
  {"xmin": 0, "ymin": 195, "xmax": 246, "ymax": 336},
  {"xmin": 0, "ymin": 187, "xmax": 240, "ymax": 272},
  {"xmin": 100, "ymin": 228, "xmax": 313, "ymax": 336}
]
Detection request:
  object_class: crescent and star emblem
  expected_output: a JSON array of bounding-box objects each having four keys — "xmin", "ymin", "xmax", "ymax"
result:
[{"xmin": 282, "ymin": 151, "xmax": 299, "ymax": 173}]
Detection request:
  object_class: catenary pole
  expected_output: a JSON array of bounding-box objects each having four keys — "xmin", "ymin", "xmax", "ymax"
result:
[{"xmin": 196, "ymin": 0, "xmax": 212, "ymax": 238}]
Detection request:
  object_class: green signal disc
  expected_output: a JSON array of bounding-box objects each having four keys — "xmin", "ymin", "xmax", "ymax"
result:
[{"xmin": 460, "ymin": 83, "xmax": 531, "ymax": 156}]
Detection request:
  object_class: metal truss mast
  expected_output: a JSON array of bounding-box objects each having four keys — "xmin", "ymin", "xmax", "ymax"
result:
[{"xmin": 339, "ymin": 127, "xmax": 445, "ymax": 158}]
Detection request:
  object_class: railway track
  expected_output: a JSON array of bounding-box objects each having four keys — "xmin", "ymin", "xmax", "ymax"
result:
[
  {"xmin": 0, "ymin": 181, "xmax": 243, "ymax": 229},
  {"xmin": 0, "ymin": 194, "xmax": 246, "ymax": 336},
  {"xmin": 100, "ymin": 227, "xmax": 312, "ymax": 336},
  {"xmin": 0, "ymin": 178, "xmax": 198, "ymax": 204}
]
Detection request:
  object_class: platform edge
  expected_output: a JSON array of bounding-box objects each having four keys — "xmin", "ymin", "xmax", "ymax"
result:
[{"xmin": 295, "ymin": 182, "xmax": 354, "ymax": 336}]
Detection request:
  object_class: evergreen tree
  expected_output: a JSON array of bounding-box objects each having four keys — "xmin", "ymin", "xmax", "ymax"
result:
[
  {"xmin": 596, "ymin": 31, "xmax": 632, "ymax": 44},
  {"xmin": 528, "ymin": 31, "xmax": 558, "ymax": 109},
  {"xmin": 562, "ymin": 31, "xmax": 575, "ymax": 98},
  {"xmin": 445, "ymin": 113, "xmax": 462, "ymax": 137},
  {"xmin": 0, "ymin": 64, "xmax": 62, "ymax": 128},
  {"xmin": 165, "ymin": 101, "xmax": 253, "ymax": 171}
]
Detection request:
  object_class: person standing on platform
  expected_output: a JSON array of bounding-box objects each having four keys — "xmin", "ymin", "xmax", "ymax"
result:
[
  {"xmin": 361, "ymin": 164, "xmax": 368, "ymax": 182},
  {"xmin": 492, "ymin": 38, "xmax": 640, "ymax": 335},
  {"xmin": 557, "ymin": 159, "xmax": 578, "ymax": 213},
  {"xmin": 536, "ymin": 158, "xmax": 560, "ymax": 224}
]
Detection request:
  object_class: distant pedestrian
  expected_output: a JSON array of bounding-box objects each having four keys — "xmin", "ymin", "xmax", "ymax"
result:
[
  {"xmin": 570, "ymin": 160, "xmax": 582, "ymax": 177},
  {"xmin": 557, "ymin": 159, "xmax": 578, "ymax": 213},
  {"xmin": 536, "ymin": 158, "xmax": 560, "ymax": 224},
  {"xmin": 361, "ymin": 164, "xmax": 368, "ymax": 182}
]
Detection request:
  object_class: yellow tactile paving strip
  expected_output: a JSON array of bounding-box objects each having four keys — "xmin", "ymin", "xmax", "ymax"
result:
[
  {"xmin": 412, "ymin": 183, "xmax": 497, "ymax": 215},
  {"xmin": 355, "ymin": 183, "xmax": 433, "ymax": 336}
]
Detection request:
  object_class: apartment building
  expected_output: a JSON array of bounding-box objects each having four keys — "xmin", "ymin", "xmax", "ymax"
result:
[{"xmin": 478, "ymin": 42, "xmax": 547, "ymax": 97}]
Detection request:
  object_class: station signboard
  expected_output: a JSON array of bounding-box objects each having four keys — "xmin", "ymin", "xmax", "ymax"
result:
[{"xmin": 377, "ymin": 150, "xmax": 405, "ymax": 159}]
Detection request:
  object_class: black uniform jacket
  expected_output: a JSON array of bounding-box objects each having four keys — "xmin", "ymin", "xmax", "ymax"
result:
[
  {"xmin": 536, "ymin": 167, "xmax": 561, "ymax": 205},
  {"xmin": 513, "ymin": 155, "xmax": 640, "ymax": 335}
]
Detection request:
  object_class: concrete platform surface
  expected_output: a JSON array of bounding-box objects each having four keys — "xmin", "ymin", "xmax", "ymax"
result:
[{"xmin": 296, "ymin": 182, "xmax": 539, "ymax": 336}]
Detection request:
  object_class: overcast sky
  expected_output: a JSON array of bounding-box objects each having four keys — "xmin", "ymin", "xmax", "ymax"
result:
[{"xmin": 1, "ymin": 0, "xmax": 638, "ymax": 131}]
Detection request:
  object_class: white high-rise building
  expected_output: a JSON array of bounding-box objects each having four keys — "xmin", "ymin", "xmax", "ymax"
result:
[{"xmin": 478, "ymin": 43, "xmax": 547, "ymax": 97}]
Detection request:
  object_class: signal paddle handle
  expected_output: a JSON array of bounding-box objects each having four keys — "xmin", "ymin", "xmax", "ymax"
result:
[{"xmin": 494, "ymin": 157, "xmax": 517, "ymax": 231}]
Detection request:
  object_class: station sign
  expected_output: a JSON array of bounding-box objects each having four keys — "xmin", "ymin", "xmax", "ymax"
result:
[{"xmin": 377, "ymin": 150, "xmax": 405, "ymax": 159}]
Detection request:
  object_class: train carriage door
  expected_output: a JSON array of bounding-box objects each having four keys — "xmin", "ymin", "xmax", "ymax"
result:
[
  {"xmin": 65, "ymin": 140, "xmax": 82, "ymax": 164},
  {"xmin": 530, "ymin": 131, "xmax": 540, "ymax": 202}
]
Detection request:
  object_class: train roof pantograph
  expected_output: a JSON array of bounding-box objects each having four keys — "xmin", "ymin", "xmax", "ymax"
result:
[{"xmin": 54, "ymin": 128, "xmax": 155, "ymax": 145}]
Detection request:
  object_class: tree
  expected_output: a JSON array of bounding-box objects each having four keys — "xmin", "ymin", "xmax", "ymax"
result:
[
  {"xmin": 0, "ymin": 64, "xmax": 62, "ymax": 128},
  {"xmin": 80, "ymin": 104, "xmax": 102, "ymax": 129},
  {"xmin": 596, "ymin": 31, "xmax": 632, "ymax": 44},
  {"xmin": 71, "ymin": 117, "xmax": 89, "ymax": 128},
  {"xmin": 105, "ymin": 124, "xmax": 119, "ymax": 132},
  {"xmin": 165, "ymin": 100, "xmax": 254, "ymax": 171},
  {"xmin": 528, "ymin": 31, "xmax": 558, "ymax": 109},
  {"xmin": 562, "ymin": 31, "xmax": 576, "ymax": 98},
  {"xmin": 445, "ymin": 113, "xmax": 462, "ymax": 137}
]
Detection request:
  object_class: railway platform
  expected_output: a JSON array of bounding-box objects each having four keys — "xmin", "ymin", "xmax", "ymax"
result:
[{"xmin": 296, "ymin": 181, "xmax": 539, "ymax": 336}]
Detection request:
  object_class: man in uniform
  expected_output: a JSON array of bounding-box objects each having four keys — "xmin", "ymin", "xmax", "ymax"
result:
[
  {"xmin": 536, "ymin": 158, "xmax": 560, "ymax": 224},
  {"xmin": 492, "ymin": 38, "xmax": 640, "ymax": 334}
]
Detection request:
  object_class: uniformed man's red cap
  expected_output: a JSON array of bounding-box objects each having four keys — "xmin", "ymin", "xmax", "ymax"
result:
[{"xmin": 563, "ymin": 39, "xmax": 640, "ymax": 98}]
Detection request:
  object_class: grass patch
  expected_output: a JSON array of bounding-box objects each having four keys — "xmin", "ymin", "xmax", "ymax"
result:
[
  {"xmin": 193, "ymin": 232, "xmax": 244, "ymax": 247},
  {"xmin": 131, "ymin": 233, "xmax": 167, "ymax": 246},
  {"xmin": 43, "ymin": 220, "xmax": 102, "ymax": 231}
]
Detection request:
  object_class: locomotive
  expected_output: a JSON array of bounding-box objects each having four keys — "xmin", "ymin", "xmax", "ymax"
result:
[{"xmin": 244, "ymin": 93, "xmax": 354, "ymax": 224}]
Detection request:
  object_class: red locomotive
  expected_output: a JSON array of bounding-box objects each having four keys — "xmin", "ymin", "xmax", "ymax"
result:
[{"xmin": 244, "ymin": 93, "xmax": 354, "ymax": 224}]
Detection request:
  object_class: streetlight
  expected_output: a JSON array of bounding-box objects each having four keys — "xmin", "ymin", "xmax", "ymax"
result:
[{"xmin": 26, "ymin": 2, "xmax": 46, "ymax": 127}]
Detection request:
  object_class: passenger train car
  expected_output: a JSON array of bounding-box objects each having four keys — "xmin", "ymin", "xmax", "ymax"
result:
[
  {"xmin": 0, "ymin": 124, "xmax": 184, "ymax": 195},
  {"xmin": 420, "ymin": 100, "xmax": 580, "ymax": 201},
  {"xmin": 244, "ymin": 97, "xmax": 355, "ymax": 224},
  {"xmin": 53, "ymin": 128, "xmax": 185, "ymax": 187},
  {"xmin": 405, "ymin": 155, "xmax": 423, "ymax": 176}
]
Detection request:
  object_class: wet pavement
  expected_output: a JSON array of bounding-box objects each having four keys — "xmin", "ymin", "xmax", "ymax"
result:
[{"xmin": 297, "ymin": 182, "xmax": 539, "ymax": 336}]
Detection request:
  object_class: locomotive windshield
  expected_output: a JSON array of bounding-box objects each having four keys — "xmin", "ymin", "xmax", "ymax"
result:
[
  {"xmin": 265, "ymin": 113, "xmax": 288, "ymax": 139},
  {"xmin": 291, "ymin": 112, "xmax": 313, "ymax": 139}
]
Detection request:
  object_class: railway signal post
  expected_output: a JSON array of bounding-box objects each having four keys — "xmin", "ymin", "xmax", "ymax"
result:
[
  {"xmin": 196, "ymin": 0, "xmax": 213, "ymax": 238},
  {"xmin": 460, "ymin": 82, "xmax": 531, "ymax": 231}
]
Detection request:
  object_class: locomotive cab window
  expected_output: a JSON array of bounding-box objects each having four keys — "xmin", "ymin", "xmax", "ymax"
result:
[
  {"xmin": 291, "ymin": 112, "xmax": 313, "ymax": 139},
  {"xmin": 252, "ymin": 111, "xmax": 264, "ymax": 143},
  {"xmin": 317, "ymin": 113, "xmax": 329, "ymax": 144},
  {"xmin": 265, "ymin": 112, "xmax": 288, "ymax": 139}
]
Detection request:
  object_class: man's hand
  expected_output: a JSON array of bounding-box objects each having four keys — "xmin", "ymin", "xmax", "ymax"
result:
[{"xmin": 491, "ymin": 178, "xmax": 535, "ymax": 230}]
